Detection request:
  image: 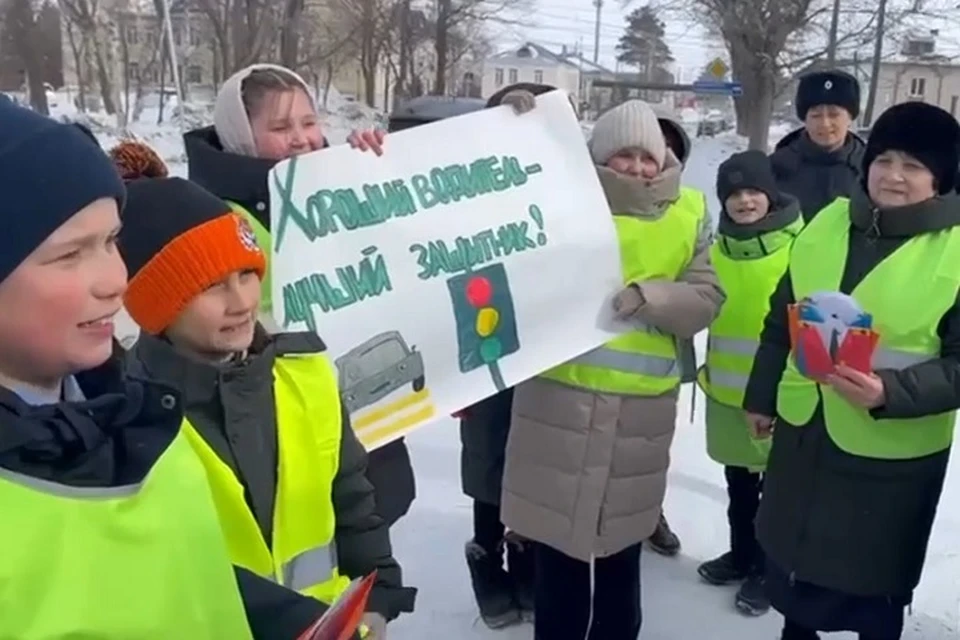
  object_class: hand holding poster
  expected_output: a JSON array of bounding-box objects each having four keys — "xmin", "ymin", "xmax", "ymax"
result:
[{"xmin": 269, "ymin": 90, "xmax": 623, "ymax": 449}]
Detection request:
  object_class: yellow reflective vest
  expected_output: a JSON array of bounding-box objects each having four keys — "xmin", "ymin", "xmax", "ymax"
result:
[
  {"xmin": 700, "ymin": 216, "xmax": 803, "ymax": 407},
  {"xmin": 698, "ymin": 214, "xmax": 802, "ymax": 467},
  {"xmin": 182, "ymin": 352, "xmax": 352, "ymax": 604},
  {"xmin": 776, "ymin": 197, "xmax": 960, "ymax": 460},
  {"xmin": 0, "ymin": 430, "xmax": 254, "ymax": 638},
  {"xmin": 542, "ymin": 187, "xmax": 706, "ymax": 395}
]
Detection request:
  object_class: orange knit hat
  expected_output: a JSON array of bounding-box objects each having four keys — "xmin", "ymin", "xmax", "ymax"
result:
[{"xmin": 111, "ymin": 141, "xmax": 265, "ymax": 334}]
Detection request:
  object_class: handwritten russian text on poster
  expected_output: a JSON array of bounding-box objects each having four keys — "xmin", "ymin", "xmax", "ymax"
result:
[{"xmin": 269, "ymin": 91, "xmax": 623, "ymax": 449}]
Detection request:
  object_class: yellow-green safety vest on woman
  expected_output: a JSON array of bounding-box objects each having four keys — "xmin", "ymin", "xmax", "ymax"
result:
[
  {"xmin": 230, "ymin": 200, "xmax": 274, "ymax": 316},
  {"xmin": 698, "ymin": 216, "xmax": 803, "ymax": 467},
  {"xmin": 182, "ymin": 352, "xmax": 352, "ymax": 604},
  {"xmin": 0, "ymin": 431, "xmax": 254, "ymax": 638},
  {"xmin": 777, "ymin": 197, "xmax": 960, "ymax": 460},
  {"xmin": 542, "ymin": 188, "xmax": 706, "ymax": 394}
]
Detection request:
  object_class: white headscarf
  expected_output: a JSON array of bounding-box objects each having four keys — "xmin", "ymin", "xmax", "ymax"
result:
[{"xmin": 213, "ymin": 63, "xmax": 313, "ymax": 157}]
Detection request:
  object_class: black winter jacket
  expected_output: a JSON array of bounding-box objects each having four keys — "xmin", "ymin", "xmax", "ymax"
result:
[
  {"xmin": 0, "ymin": 347, "xmax": 326, "ymax": 639},
  {"xmin": 770, "ymin": 128, "xmax": 865, "ymax": 222},
  {"xmin": 127, "ymin": 329, "xmax": 416, "ymax": 621},
  {"xmin": 744, "ymin": 188, "xmax": 960, "ymax": 602}
]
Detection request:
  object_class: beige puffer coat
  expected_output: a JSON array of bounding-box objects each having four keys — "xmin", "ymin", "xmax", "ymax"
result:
[{"xmin": 501, "ymin": 156, "xmax": 725, "ymax": 562}]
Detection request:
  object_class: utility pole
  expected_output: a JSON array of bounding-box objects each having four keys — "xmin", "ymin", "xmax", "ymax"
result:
[
  {"xmin": 593, "ymin": 0, "xmax": 602, "ymax": 64},
  {"xmin": 862, "ymin": 0, "xmax": 888, "ymax": 127},
  {"xmin": 826, "ymin": 0, "xmax": 841, "ymax": 65},
  {"xmin": 159, "ymin": 0, "xmax": 183, "ymax": 133}
]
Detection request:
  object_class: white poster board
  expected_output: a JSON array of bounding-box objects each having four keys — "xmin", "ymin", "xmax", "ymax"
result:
[{"xmin": 269, "ymin": 90, "xmax": 623, "ymax": 449}]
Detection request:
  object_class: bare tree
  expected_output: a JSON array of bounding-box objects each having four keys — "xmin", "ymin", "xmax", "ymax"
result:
[
  {"xmin": 7, "ymin": 0, "xmax": 49, "ymax": 113},
  {"xmin": 58, "ymin": 0, "xmax": 120, "ymax": 116},
  {"xmin": 323, "ymin": 0, "xmax": 394, "ymax": 106},
  {"xmin": 662, "ymin": 0, "xmax": 958, "ymax": 149},
  {"xmin": 432, "ymin": 0, "xmax": 531, "ymax": 94},
  {"xmin": 279, "ymin": 0, "xmax": 305, "ymax": 67},
  {"xmin": 193, "ymin": 0, "xmax": 278, "ymax": 79},
  {"xmin": 64, "ymin": 19, "xmax": 88, "ymax": 110}
]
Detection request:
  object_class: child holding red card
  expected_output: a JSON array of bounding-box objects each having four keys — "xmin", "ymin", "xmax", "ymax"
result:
[
  {"xmin": 744, "ymin": 102, "xmax": 960, "ymax": 640},
  {"xmin": 696, "ymin": 150, "xmax": 803, "ymax": 617}
]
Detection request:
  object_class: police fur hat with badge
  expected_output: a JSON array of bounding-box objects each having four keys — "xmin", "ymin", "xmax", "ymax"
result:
[
  {"xmin": 109, "ymin": 141, "xmax": 266, "ymax": 336},
  {"xmin": 795, "ymin": 70, "xmax": 861, "ymax": 120}
]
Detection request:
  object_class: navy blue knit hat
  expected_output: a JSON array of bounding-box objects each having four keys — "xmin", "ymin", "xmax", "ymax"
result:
[{"xmin": 0, "ymin": 101, "xmax": 125, "ymax": 284}]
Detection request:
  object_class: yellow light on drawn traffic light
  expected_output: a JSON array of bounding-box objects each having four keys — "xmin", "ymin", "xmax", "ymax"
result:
[{"xmin": 476, "ymin": 307, "xmax": 500, "ymax": 337}]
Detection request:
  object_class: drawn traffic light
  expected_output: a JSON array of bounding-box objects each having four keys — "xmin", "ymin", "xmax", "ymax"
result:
[{"xmin": 447, "ymin": 263, "xmax": 520, "ymax": 388}]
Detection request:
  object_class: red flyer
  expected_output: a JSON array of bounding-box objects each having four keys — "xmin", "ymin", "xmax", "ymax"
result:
[
  {"xmin": 835, "ymin": 328, "xmax": 880, "ymax": 374},
  {"xmin": 788, "ymin": 294, "xmax": 880, "ymax": 380},
  {"xmin": 297, "ymin": 572, "xmax": 377, "ymax": 640}
]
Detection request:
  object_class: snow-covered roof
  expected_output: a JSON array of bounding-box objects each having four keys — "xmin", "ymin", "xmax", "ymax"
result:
[{"xmin": 490, "ymin": 42, "xmax": 579, "ymax": 68}]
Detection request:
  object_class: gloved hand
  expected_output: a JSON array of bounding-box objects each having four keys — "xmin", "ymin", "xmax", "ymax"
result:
[
  {"xmin": 499, "ymin": 89, "xmax": 537, "ymax": 115},
  {"xmin": 362, "ymin": 612, "xmax": 388, "ymax": 639},
  {"xmin": 612, "ymin": 284, "xmax": 644, "ymax": 320}
]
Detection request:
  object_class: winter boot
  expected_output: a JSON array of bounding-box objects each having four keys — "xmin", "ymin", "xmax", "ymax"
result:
[
  {"xmin": 464, "ymin": 540, "xmax": 522, "ymax": 629},
  {"xmin": 505, "ymin": 532, "xmax": 535, "ymax": 622},
  {"xmin": 735, "ymin": 574, "xmax": 771, "ymax": 616},
  {"xmin": 647, "ymin": 513, "xmax": 681, "ymax": 557},
  {"xmin": 781, "ymin": 619, "xmax": 820, "ymax": 640},
  {"xmin": 697, "ymin": 551, "xmax": 748, "ymax": 585}
]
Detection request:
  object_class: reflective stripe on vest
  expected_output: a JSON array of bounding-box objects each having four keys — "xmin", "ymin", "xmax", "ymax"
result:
[
  {"xmin": 542, "ymin": 189, "xmax": 705, "ymax": 395},
  {"xmin": 775, "ymin": 197, "xmax": 960, "ymax": 460},
  {"xmin": 229, "ymin": 201, "xmax": 274, "ymax": 316},
  {"xmin": 698, "ymin": 216, "xmax": 801, "ymax": 407},
  {"xmin": 0, "ymin": 431, "xmax": 254, "ymax": 638},
  {"xmin": 182, "ymin": 353, "xmax": 352, "ymax": 604}
]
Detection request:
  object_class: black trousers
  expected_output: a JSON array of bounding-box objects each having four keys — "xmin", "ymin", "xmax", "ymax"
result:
[
  {"xmin": 473, "ymin": 499, "xmax": 505, "ymax": 553},
  {"xmin": 533, "ymin": 542, "xmax": 642, "ymax": 640},
  {"xmin": 782, "ymin": 618, "xmax": 902, "ymax": 640},
  {"xmin": 726, "ymin": 465, "xmax": 764, "ymax": 573}
]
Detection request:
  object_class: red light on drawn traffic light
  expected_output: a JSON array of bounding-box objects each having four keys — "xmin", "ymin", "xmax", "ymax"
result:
[{"xmin": 465, "ymin": 276, "xmax": 493, "ymax": 307}]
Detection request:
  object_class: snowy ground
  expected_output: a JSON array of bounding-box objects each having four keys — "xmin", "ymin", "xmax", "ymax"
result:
[{"xmin": 86, "ymin": 101, "xmax": 958, "ymax": 638}]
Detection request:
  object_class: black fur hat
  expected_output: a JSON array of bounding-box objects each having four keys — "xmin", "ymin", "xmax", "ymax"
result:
[
  {"xmin": 863, "ymin": 102, "xmax": 960, "ymax": 195},
  {"xmin": 795, "ymin": 70, "xmax": 860, "ymax": 120}
]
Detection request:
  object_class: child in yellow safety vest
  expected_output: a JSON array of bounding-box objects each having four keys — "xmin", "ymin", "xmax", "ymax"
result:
[
  {"xmin": 113, "ymin": 143, "xmax": 416, "ymax": 640},
  {"xmin": 696, "ymin": 150, "xmax": 803, "ymax": 617},
  {"xmin": 0, "ymin": 97, "xmax": 333, "ymax": 639}
]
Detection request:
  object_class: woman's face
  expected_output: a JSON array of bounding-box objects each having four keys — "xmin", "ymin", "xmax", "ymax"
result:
[
  {"xmin": 250, "ymin": 88, "xmax": 324, "ymax": 161},
  {"xmin": 606, "ymin": 147, "xmax": 660, "ymax": 180},
  {"xmin": 0, "ymin": 198, "xmax": 126, "ymax": 388},
  {"xmin": 165, "ymin": 270, "xmax": 261, "ymax": 360},
  {"xmin": 867, "ymin": 150, "xmax": 937, "ymax": 208},
  {"xmin": 805, "ymin": 104, "xmax": 851, "ymax": 150}
]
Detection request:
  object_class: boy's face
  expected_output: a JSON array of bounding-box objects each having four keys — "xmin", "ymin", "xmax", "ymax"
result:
[
  {"xmin": 725, "ymin": 188, "xmax": 771, "ymax": 224},
  {"xmin": 0, "ymin": 198, "xmax": 125, "ymax": 386},
  {"xmin": 606, "ymin": 147, "xmax": 660, "ymax": 180},
  {"xmin": 165, "ymin": 270, "xmax": 261, "ymax": 359}
]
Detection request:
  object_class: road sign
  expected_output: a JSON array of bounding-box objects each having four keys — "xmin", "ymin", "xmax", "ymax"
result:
[
  {"xmin": 707, "ymin": 57, "xmax": 729, "ymax": 80},
  {"xmin": 692, "ymin": 80, "xmax": 743, "ymax": 97}
]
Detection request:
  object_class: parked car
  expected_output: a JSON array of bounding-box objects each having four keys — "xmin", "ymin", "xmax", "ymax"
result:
[{"xmin": 336, "ymin": 330, "xmax": 426, "ymax": 413}]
